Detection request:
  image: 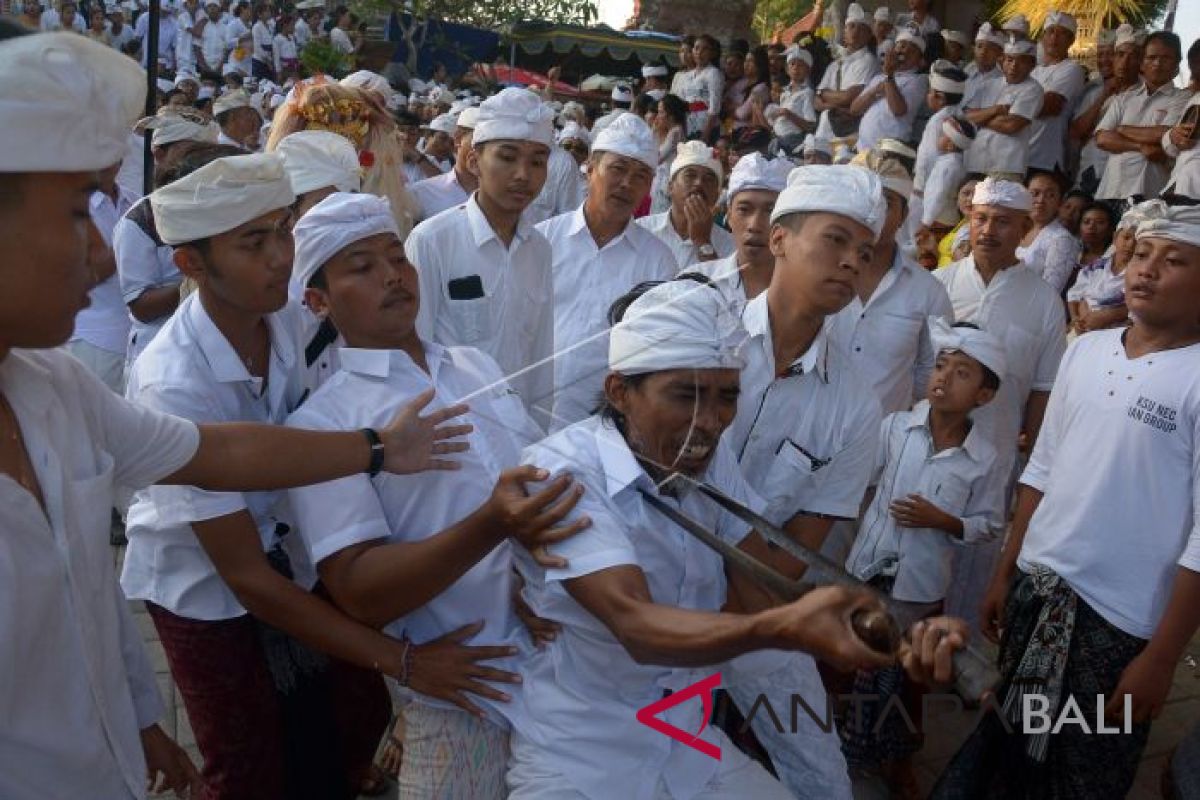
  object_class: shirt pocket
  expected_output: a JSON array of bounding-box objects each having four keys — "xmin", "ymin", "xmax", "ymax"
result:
[
  {"xmin": 876, "ymin": 311, "xmax": 924, "ymax": 361},
  {"xmin": 762, "ymin": 439, "xmax": 826, "ymax": 520},
  {"xmin": 66, "ymin": 450, "xmax": 118, "ymax": 588},
  {"xmin": 446, "ymin": 296, "xmax": 491, "ymax": 345},
  {"xmin": 927, "ymin": 472, "xmax": 972, "ymax": 517}
]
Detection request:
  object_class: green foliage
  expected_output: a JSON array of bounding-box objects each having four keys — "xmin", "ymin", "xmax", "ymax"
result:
[
  {"xmin": 753, "ymin": 0, "xmax": 814, "ymax": 42},
  {"xmin": 299, "ymin": 38, "xmax": 351, "ymax": 78}
]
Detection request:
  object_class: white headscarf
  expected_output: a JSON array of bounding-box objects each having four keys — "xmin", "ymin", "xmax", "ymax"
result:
[
  {"xmin": 928, "ymin": 317, "xmax": 1008, "ymax": 383},
  {"xmin": 0, "ymin": 32, "xmax": 144, "ymax": 172},
  {"xmin": 1133, "ymin": 201, "xmax": 1200, "ymax": 249},
  {"xmin": 472, "ymin": 87, "xmax": 556, "ymax": 148},
  {"xmin": 972, "ymin": 177, "xmax": 1031, "ymax": 211},
  {"xmin": 771, "ymin": 165, "xmax": 888, "ymax": 238},
  {"xmin": 134, "ymin": 109, "xmax": 221, "ymax": 149},
  {"xmin": 292, "ymin": 192, "xmax": 400, "ymax": 290},
  {"xmin": 728, "ymin": 153, "xmax": 792, "ymax": 199},
  {"xmin": 669, "ymin": 140, "xmax": 723, "ymax": 183},
  {"xmin": 150, "ymin": 153, "xmax": 296, "ymax": 245},
  {"xmin": 609, "ymin": 279, "xmax": 747, "ymax": 375},
  {"xmin": 340, "ymin": 70, "xmax": 393, "ymax": 104},
  {"xmin": 275, "ymin": 130, "xmax": 362, "ymax": 196},
  {"xmin": 591, "ymin": 112, "xmax": 658, "ymax": 169},
  {"xmin": 557, "ymin": 121, "xmax": 591, "ymax": 146}
]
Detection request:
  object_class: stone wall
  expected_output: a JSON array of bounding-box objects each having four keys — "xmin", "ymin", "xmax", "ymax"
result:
[{"xmin": 632, "ymin": 0, "xmax": 758, "ymax": 44}]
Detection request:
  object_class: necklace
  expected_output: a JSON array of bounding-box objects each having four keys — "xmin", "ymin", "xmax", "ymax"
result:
[{"xmin": 0, "ymin": 394, "xmax": 43, "ymax": 503}]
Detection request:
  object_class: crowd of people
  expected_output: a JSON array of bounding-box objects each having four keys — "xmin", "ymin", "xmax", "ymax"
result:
[{"xmin": 1, "ymin": 2, "xmax": 1200, "ymax": 800}]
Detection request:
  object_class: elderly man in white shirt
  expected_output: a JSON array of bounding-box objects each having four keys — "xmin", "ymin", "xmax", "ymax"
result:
[
  {"xmin": 1095, "ymin": 31, "xmax": 1191, "ymax": 204},
  {"xmin": 688, "ymin": 153, "xmax": 791, "ymax": 308},
  {"xmin": 507, "ymin": 278, "xmax": 968, "ymax": 800},
  {"xmin": 719, "ymin": 165, "xmax": 888, "ymax": 798},
  {"xmin": 0, "ymin": 31, "xmax": 471, "ymax": 800},
  {"xmin": 638, "ymin": 141, "xmax": 734, "ymax": 268},
  {"xmin": 933, "ymin": 178, "xmax": 1066, "ymax": 632},
  {"xmin": 407, "ymin": 88, "xmax": 557, "ymax": 424},
  {"xmin": 849, "ymin": 31, "xmax": 929, "ymax": 154},
  {"xmin": 537, "ymin": 113, "xmax": 678, "ymax": 431},
  {"xmin": 814, "ymin": 2, "xmax": 879, "ymax": 144},
  {"xmin": 409, "ymin": 106, "xmax": 479, "ymax": 221},
  {"xmin": 963, "ymin": 40, "xmax": 1044, "ymax": 179},
  {"xmin": 1027, "ymin": 11, "xmax": 1087, "ymax": 175},
  {"xmin": 286, "ymin": 193, "xmax": 587, "ymax": 799}
]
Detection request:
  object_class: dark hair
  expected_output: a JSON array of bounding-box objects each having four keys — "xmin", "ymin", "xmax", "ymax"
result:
[
  {"xmin": 1144, "ymin": 31, "xmax": 1182, "ymax": 63},
  {"xmin": 931, "ymin": 64, "xmax": 967, "ymax": 106},
  {"xmin": 154, "ymin": 143, "xmax": 245, "ymax": 190},
  {"xmin": 1026, "ymin": 169, "xmax": 1068, "ymax": 195},
  {"xmin": 949, "ymin": 322, "xmax": 1001, "ymax": 390},
  {"xmin": 1064, "ymin": 188, "xmax": 1092, "ymax": 205},
  {"xmin": 728, "ymin": 38, "xmax": 750, "ymax": 57},
  {"xmin": 695, "ymin": 34, "xmax": 721, "ymax": 65},
  {"xmin": 0, "ymin": 17, "xmax": 34, "ymax": 38},
  {"xmin": 658, "ymin": 93, "xmax": 688, "ymax": 130},
  {"xmin": 1188, "ymin": 37, "xmax": 1200, "ymax": 64},
  {"xmin": 681, "ymin": 34, "xmax": 695, "ymax": 47},
  {"xmin": 1079, "ymin": 201, "xmax": 1116, "ymax": 231},
  {"xmin": 747, "ymin": 45, "xmax": 771, "ymax": 89},
  {"xmin": 634, "ymin": 93, "xmax": 658, "ymax": 118}
]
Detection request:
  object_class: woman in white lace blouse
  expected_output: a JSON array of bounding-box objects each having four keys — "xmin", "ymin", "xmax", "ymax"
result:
[{"xmin": 1017, "ymin": 171, "xmax": 1082, "ymax": 294}]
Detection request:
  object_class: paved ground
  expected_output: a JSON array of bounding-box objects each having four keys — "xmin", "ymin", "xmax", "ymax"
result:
[{"xmin": 117, "ymin": 541, "xmax": 1199, "ymax": 799}]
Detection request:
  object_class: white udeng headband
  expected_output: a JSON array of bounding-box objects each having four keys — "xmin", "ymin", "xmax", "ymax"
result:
[{"xmin": 930, "ymin": 73, "xmax": 966, "ymax": 94}]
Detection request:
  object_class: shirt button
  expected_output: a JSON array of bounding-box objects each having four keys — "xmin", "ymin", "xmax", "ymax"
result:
[
  {"xmin": 855, "ymin": 346, "xmax": 862, "ymax": 352},
  {"xmin": 1108, "ymin": 391, "xmax": 1115, "ymax": 396}
]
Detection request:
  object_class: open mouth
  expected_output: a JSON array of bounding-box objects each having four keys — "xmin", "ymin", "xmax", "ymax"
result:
[{"xmin": 678, "ymin": 441, "xmax": 713, "ymax": 461}]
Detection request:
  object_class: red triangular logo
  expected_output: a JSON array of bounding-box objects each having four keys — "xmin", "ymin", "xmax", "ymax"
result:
[{"xmin": 635, "ymin": 672, "xmax": 722, "ymax": 760}]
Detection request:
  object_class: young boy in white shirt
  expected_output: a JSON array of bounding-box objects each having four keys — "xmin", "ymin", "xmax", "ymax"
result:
[
  {"xmin": 934, "ymin": 202, "xmax": 1200, "ymax": 800},
  {"xmin": 844, "ymin": 319, "xmax": 1006, "ymax": 794}
]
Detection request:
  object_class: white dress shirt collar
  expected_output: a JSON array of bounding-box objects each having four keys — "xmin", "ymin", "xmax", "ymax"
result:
[
  {"xmin": 742, "ymin": 292, "xmax": 832, "ymax": 382},
  {"xmin": 464, "ymin": 192, "xmax": 533, "ymax": 249},
  {"xmin": 186, "ymin": 293, "xmax": 298, "ymax": 385},
  {"xmin": 338, "ymin": 340, "xmax": 447, "ymax": 383}
]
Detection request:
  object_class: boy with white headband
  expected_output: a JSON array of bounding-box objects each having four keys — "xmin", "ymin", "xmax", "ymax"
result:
[
  {"xmin": 844, "ymin": 318, "xmax": 1005, "ymax": 791},
  {"xmin": 406, "ymin": 87, "xmax": 557, "ymax": 425},
  {"xmin": 286, "ymin": 191, "xmax": 589, "ymax": 798},
  {"xmin": 766, "ymin": 44, "xmax": 816, "ymax": 152},
  {"xmin": 507, "ymin": 277, "xmax": 967, "ymax": 799},
  {"xmin": 720, "ymin": 165, "xmax": 889, "ymax": 798},
  {"xmin": 122, "ymin": 153, "xmax": 478, "ymax": 798},
  {"xmin": 538, "ymin": 112, "xmax": 677, "ymax": 430},
  {"xmin": 962, "ymin": 39, "xmax": 1043, "ymax": 179},
  {"xmin": 638, "ymin": 140, "xmax": 734, "ymax": 266},
  {"xmin": 688, "ymin": 152, "xmax": 792, "ymax": 307},
  {"xmin": 935, "ymin": 177, "xmax": 1066, "ymax": 632},
  {"xmin": 937, "ymin": 202, "xmax": 1200, "ymax": 799},
  {"xmin": 0, "ymin": 28, "xmax": 472, "ymax": 800},
  {"xmin": 849, "ymin": 30, "xmax": 929, "ymax": 154},
  {"xmin": 912, "ymin": 61, "xmax": 967, "ymax": 216}
]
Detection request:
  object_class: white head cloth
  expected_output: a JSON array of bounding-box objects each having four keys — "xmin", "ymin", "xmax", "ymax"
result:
[
  {"xmin": 609, "ymin": 280, "xmax": 747, "ymax": 376},
  {"xmin": 669, "ymin": 140, "xmax": 723, "ymax": 183},
  {"xmin": 976, "ymin": 22, "xmax": 1005, "ymax": 47},
  {"xmin": 157, "ymin": 78, "xmax": 175, "ymax": 94},
  {"xmin": 853, "ymin": 148, "xmax": 913, "ymax": 199},
  {"xmin": 874, "ymin": 7, "xmax": 891, "ymax": 22},
  {"xmin": 930, "ymin": 66, "xmax": 966, "ymax": 94},
  {"xmin": 877, "ymin": 38, "xmax": 895, "ymax": 57},
  {"xmin": 427, "ymin": 112, "xmax": 458, "ymax": 135},
  {"xmin": 292, "ymin": 192, "xmax": 400, "ymax": 290},
  {"xmin": 784, "ymin": 44, "xmax": 813, "ymax": 67},
  {"xmin": 275, "ymin": 130, "xmax": 362, "ymax": 196},
  {"xmin": 845, "ymin": 2, "xmax": 869, "ymax": 27},
  {"xmin": 1096, "ymin": 29, "xmax": 1117, "ymax": 47},
  {"xmin": 941, "ymin": 30, "xmax": 971, "ymax": 48},
  {"xmin": 896, "ymin": 30, "xmax": 926, "ymax": 53},
  {"xmin": 340, "ymin": 70, "xmax": 393, "ymax": 103},
  {"xmin": 1116, "ymin": 201, "xmax": 1154, "ymax": 232},
  {"xmin": 432, "ymin": 88, "xmax": 455, "ymax": 107},
  {"xmin": 214, "ymin": 89, "xmax": 255, "ymax": 117},
  {"xmin": 802, "ymin": 133, "xmax": 832, "ymax": 155},
  {"xmin": 1043, "ymin": 10, "xmax": 1077, "ymax": 34},
  {"xmin": 1004, "ymin": 39, "xmax": 1037, "ymax": 57},
  {"xmin": 771, "ymin": 164, "xmax": 887, "ymax": 238},
  {"xmin": 0, "ymin": 32, "xmax": 144, "ymax": 172},
  {"xmin": 928, "ymin": 317, "xmax": 1008, "ymax": 382},
  {"xmin": 557, "ymin": 121, "xmax": 591, "ymax": 146},
  {"xmin": 941, "ymin": 116, "xmax": 975, "ymax": 151},
  {"xmin": 1114, "ymin": 24, "xmax": 1142, "ymax": 49},
  {"xmin": 646, "ymin": 89, "xmax": 666, "ymax": 102},
  {"xmin": 592, "ymin": 112, "xmax": 658, "ymax": 169},
  {"xmin": 972, "ymin": 176, "xmax": 1031, "ymax": 211},
  {"xmin": 1002, "ymin": 14, "xmax": 1030, "ymax": 34},
  {"xmin": 151, "ymin": 153, "xmax": 296, "ymax": 245},
  {"xmin": 729, "ymin": 152, "xmax": 792, "ymax": 199},
  {"xmin": 456, "ymin": 106, "xmax": 480, "ymax": 130},
  {"xmin": 1133, "ymin": 201, "xmax": 1200, "ymax": 248},
  {"xmin": 135, "ymin": 108, "xmax": 221, "ymax": 148},
  {"xmin": 611, "ymin": 83, "xmax": 634, "ymax": 104},
  {"xmin": 642, "ymin": 64, "xmax": 668, "ymax": 78},
  {"xmin": 472, "ymin": 87, "xmax": 556, "ymax": 147}
]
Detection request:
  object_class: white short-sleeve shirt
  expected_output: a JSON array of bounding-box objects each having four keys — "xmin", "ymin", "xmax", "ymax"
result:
[
  {"xmin": 0, "ymin": 349, "xmax": 198, "ymax": 800},
  {"xmin": 72, "ymin": 187, "xmax": 137, "ymax": 356},
  {"xmin": 964, "ymin": 77, "xmax": 1044, "ymax": 176},
  {"xmin": 407, "ymin": 194, "xmax": 555, "ymax": 425},
  {"xmin": 1028, "ymin": 58, "xmax": 1087, "ymax": 173},
  {"xmin": 1164, "ymin": 94, "xmax": 1200, "ymax": 200},
  {"xmin": 636, "ymin": 210, "xmax": 736, "ymax": 270},
  {"xmin": 122, "ymin": 294, "xmax": 314, "ymax": 621},
  {"xmin": 512, "ymin": 415, "xmax": 760, "ymax": 800},
  {"xmin": 1095, "ymin": 81, "xmax": 1191, "ymax": 200},
  {"xmin": 827, "ymin": 250, "xmax": 954, "ymax": 415},
  {"xmin": 114, "ymin": 198, "xmax": 181, "ymax": 361},
  {"xmin": 772, "ymin": 83, "xmax": 816, "ymax": 139},
  {"xmin": 526, "ymin": 144, "xmax": 586, "ymax": 226},
  {"xmin": 409, "ymin": 169, "xmax": 469, "ymax": 222},
  {"xmin": 537, "ymin": 207, "xmax": 679, "ymax": 430},
  {"xmin": 847, "ymin": 401, "xmax": 1003, "ymax": 603},
  {"xmin": 922, "ymin": 152, "xmax": 967, "ymax": 226},
  {"xmin": 855, "ymin": 71, "xmax": 929, "ymax": 153},
  {"xmin": 285, "ymin": 343, "xmax": 541, "ymax": 726},
  {"xmin": 1018, "ymin": 330, "xmax": 1200, "ymax": 639},
  {"xmin": 817, "ymin": 46, "xmax": 878, "ymax": 93}
]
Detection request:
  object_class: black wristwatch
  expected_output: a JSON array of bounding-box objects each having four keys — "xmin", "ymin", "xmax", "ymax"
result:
[{"xmin": 361, "ymin": 428, "xmax": 384, "ymax": 476}]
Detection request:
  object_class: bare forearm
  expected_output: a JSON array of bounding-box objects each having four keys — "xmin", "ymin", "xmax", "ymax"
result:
[
  {"xmin": 1023, "ymin": 390, "xmax": 1051, "ymax": 447},
  {"xmin": 993, "ymin": 484, "xmax": 1043, "ymax": 582},
  {"xmin": 322, "ymin": 506, "xmax": 505, "ymax": 628},
  {"xmin": 1070, "ymin": 100, "xmax": 1106, "ymax": 140},
  {"xmin": 606, "ymin": 598, "xmax": 780, "ymax": 667},
  {"xmin": 1090, "ymin": 305, "xmax": 1129, "ymax": 328},
  {"xmin": 128, "ymin": 285, "xmax": 181, "ymax": 323},
  {"xmin": 1144, "ymin": 567, "xmax": 1200, "ymax": 662},
  {"xmin": 988, "ymin": 115, "xmax": 1031, "ymax": 135},
  {"xmin": 1097, "ymin": 130, "xmax": 1140, "ymax": 154},
  {"xmin": 965, "ymin": 106, "xmax": 1000, "ymax": 126},
  {"xmin": 883, "ymin": 79, "xmax": 907, "ymax": 116},
  {"xmin": 1117, "ymin": 125, "xmax": 1171, "ymax": 145},
  {"xmin": 166, "ymin": 423, "xmax": 370, "ymax": 490},
  {"xmin": 822, "ymin": 86, "xmax": 863, "ymax": 110}
]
